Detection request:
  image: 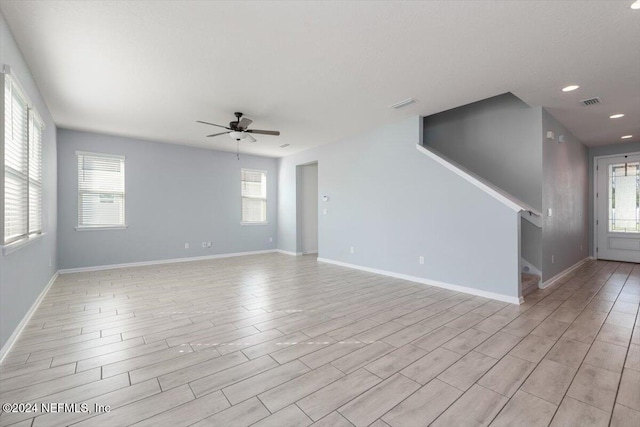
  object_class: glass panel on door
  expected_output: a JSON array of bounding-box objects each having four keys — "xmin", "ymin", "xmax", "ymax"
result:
[{"xmin": 608, "ymin": 161, "xmax": 639, "ymax": 233}]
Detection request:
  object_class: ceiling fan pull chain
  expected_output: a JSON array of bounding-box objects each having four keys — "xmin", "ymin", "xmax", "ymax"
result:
[{"xmin": 237, "ymin": 140, "xmax": 240, "ymax": 160}]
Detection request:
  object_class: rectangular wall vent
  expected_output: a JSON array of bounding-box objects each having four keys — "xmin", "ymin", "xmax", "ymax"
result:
[
  {"xmin": 581, "ymin": 97, "xmax": 602, "ymax": 106},
  {"xmin": 389, "ymin": 98, "xmax": 417, "ymax": 109},
  {"xmin": 279, "ymin": 143, "xmax": 290, "ymax": 148}
]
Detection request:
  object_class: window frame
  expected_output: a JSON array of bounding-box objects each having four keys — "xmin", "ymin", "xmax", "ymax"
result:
[
  {"xmin": 28, "ymin": 108, "xmax": 44, "ymax": 235},
  {"xmin": 2, "ymin": 67, "xmax": 45, "ymax": 249},
  {"xmin": 75, "ymin": 150, "xmax": 127, "ymax": 231},
  {"xmin": 241, "ymin": 168, "xmax": 268, "ymax": 225}
]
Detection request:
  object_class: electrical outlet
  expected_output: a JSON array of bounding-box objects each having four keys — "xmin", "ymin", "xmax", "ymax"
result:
[
  {"xmin": 202, "ymin": 242, "xmax": 206, "ymax": 248},
  {"xmin": 551, "ymin": 255, "xmax": 555, "ymax": 264},
  {"xmin": 185, "ymin": 243, "xmax": 189, "ymax": 249},
  {"xmin": 419, "ymin": 256, "xmax": 424, "ymax": 265},
  {"xmin": 350, "ymin": 246, "xmax": 354, "ymax": 254},
  {"xmin": 207, "ymin": 241, "xmax": 212, "ymax": 248},
  {"xmin": 322, "ymin": 209, "xmax": 328, "ymax": 215}
]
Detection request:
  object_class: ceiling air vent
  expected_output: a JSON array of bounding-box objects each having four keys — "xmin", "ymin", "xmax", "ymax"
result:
[
  {"xmin": 389, "ymin": 98, "xmax": 417, "ymax": 109},
  {"xmin": 580, "ymin": 97, "xmax": 601, "ymax": 106}
]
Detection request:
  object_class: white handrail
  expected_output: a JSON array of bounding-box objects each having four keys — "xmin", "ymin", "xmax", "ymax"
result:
[
  {"xmin": 416, "ymin": 144, "xmax": 542, "ymax": 215},
  {"xmin": 521, "ymin": 210, "xmax": 543, "ymax": 228}
]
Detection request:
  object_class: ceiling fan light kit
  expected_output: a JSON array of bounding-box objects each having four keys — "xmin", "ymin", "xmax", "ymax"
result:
[{"xmin": 229, "ymin": 132, "xmax": 257, "ymax": 143}]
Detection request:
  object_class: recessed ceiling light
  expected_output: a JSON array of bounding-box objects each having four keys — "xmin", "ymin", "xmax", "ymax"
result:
[
  {"xmin": 632, "ymin": 1, "xmax": 640, "ymax": 10},
  {"xmin": 562, "ymin": 85, "xmax": 580, "ymax": 92},
  {"xmin": 610, "ymin": 113, "xmax": 625, "ymax": 119},
  {"xmin": 621, "ymin": 135, "xmax": 633, "ymax": 139}
]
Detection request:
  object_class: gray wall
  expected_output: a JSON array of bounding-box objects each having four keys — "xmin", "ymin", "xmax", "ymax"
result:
[
  {"xmin": 521, "ymin": 217, "xmax": 542, "ymax": 270},
  {"xmin": 57, "ymin": 129, "xmax": 277, "ymax": 269},
  {"xmin": 423, "ymin": 93, "xmax": 543, "ymax": 211},
  {"xmin": 0, "ymin": 13, "xmax": 58, "ymax": 349},
  {"xmin": 278, "ymin": 116, "xmax": 521, "ymax": 299},
  {"xmin": 542, "ymin": 110, "xmax": 589, "ymax": 281},
  {"xmin": 588, "ymin": 142, "xmax": 640, "ymax": 256}
]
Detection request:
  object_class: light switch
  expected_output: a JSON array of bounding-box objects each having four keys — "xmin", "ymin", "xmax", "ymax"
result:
[
  {"xmin": 547, "ymin": 208, "xmax": 552, "ymax": 217},
  {"xmin": 322, "ymin": 209, "xmax": 328, "ymax": 215}
]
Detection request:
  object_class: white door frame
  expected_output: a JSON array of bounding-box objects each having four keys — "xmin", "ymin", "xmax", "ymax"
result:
[{"xmin": 593, "ymin": 151, "xmax": 640, "ymax": 260}]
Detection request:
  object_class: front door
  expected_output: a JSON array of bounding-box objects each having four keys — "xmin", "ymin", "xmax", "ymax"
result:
[{"xmin": 596, "ymin": 154, "xmax": 640, "ymax": 263}]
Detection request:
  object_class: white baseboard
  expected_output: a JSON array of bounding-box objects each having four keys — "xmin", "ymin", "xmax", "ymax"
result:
[
  {"xmin": 276, "ymin": 249, "xmax": 303, "ymax": 256},
  {"xmin": 541, "ymin": 257, "xmax": 593, "ymax": 289},
  {"xmin": 59, "ymin": 249, "xmax": 278, "ymax": 274},
  {"xmin": 0, "ymin": 271, "xmax": 59, "ymax": 364},
  {"xmin": 317, "ymin": 257, "xmax": 521, "ymax": 305}
]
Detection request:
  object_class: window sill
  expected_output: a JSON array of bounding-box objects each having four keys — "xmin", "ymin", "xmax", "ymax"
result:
[
  {"xmin": 3, "ymin": 233, "xmax": 45, "ymax": 256},
  {"xmin": 241, "ymin": 222, "xmax": 269, "ymax": 226},
  {"xmin": 75, "ymin": 225, "xmax": 128, "ymax": 231}
]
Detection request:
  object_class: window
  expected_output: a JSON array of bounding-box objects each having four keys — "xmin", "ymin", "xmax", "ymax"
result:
[
  {"xmin": 77, "ymin": 152, "xmax": 126, "ymax": 229},
  {"xmin": 608, "ymin": 162, "xmax": 639, "ymax": 233},
  {"xmin": 3, "ymin": 72, "xmax": 43, "ymax": 245},
  {"xmin": 241, "ymin": 169, "xmax": 267, "ymax": 224}
]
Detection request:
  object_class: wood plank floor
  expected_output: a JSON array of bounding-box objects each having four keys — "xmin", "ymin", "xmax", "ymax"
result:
[{"xmin": 0, "ymin": 253, "xmax": 638, "ymax": 427}]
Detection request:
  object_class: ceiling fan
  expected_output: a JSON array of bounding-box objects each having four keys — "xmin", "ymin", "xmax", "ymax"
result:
[{"xmin": 197, "ymin": 112, "xmax": 280, "ymax": 143}]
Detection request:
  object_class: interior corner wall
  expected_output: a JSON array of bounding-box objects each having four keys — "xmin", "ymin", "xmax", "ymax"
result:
[
  {"xmin": 542, "ymin": 110, "xmax": 589, "ymax": 281},
  {"xmin": 0, "ymin": 13, "xmax": 58, "ymax": 349},
  {"xmin": 57, "ymin": 129, "xmax": 277, "ymax": 269},
  {"xmin": 423, "ymin": 93, "xmax": 543, "ymax": 212},
  {"xmin": 588, "ymin": 141, "xmax": 640, "ymax": 257},
  {"xmin": 278, "ymin": 116, "xmax": 521, "ymax": 300}
]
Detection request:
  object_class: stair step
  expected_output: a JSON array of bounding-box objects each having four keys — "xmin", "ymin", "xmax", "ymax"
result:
[{"xmin": 521, "ymin": 273, "xmax": 541, "ymax": 296}]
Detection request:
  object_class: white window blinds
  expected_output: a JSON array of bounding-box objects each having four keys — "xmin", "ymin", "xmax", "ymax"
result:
[
  {"xmin": 4, "ymin": 72, "xmax": 43, "ymax": 244},
  {"xmin": 241, "ymin": 169, "xmax": 267, "ymax": 223},
  {"xmin": 77, "ymin": 152, "xmax": 125, "ymax": 228},
  {"xmin": 29, "ymin": 113, "xmax": 43, "ymax": 234}
]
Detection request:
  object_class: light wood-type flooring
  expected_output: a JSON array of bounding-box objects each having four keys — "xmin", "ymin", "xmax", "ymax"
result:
[{"xmin": 0, "ymin": 254, "xmax": 638, "ymax": 426}]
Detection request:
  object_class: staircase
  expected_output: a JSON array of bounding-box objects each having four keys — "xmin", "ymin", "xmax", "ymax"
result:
[{"xmin": 521, "ymin": 273, "xmax": 541, "ymax": 296}]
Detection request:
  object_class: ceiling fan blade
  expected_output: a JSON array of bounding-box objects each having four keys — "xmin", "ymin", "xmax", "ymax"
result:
[
  {"xmin": 207, "ymin": 131, "xmax": 230, "ymax": 137},
  {"xmin": 244, "ymin": 134, "xmax": 257, "ymax": 143},
  {"xmin": 246, "ymin": 129, "xmax": 280, "ymax": 136},
  {"xmin": 237, "ymin": 117, "xmax": 253, "ymax": 130},
  {"xmin": 197, "ymin": 120, "xmax": 230, "ymax": 130}
]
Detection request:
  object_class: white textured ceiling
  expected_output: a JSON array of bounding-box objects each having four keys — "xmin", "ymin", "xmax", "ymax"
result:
[{"xmin": 1, "ymin": 0, "xmax": 639, "ymax": 157}]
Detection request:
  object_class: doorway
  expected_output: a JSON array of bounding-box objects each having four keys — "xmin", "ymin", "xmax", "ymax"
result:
[
  {"xmin": 300, "ymin": 163, "xmax": 318, "ymax": 254},
  {"xmin": 595, "ymin": 154, "xmax": 640, "ymax": 263}
]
